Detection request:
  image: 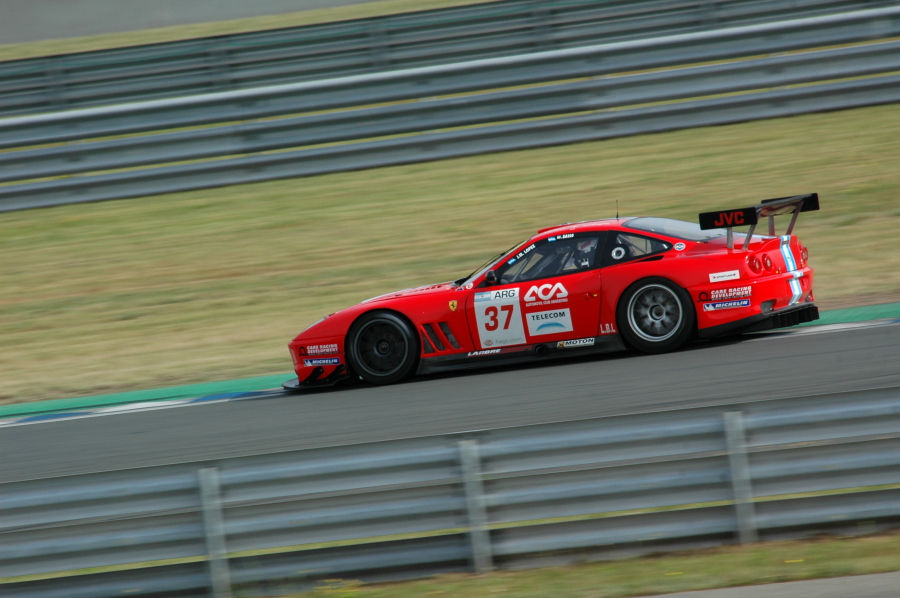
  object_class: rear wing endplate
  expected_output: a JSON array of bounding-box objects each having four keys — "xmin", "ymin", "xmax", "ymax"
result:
[{"xmin": 698, "ymin": 193, "xmax": 819, "ymax": 250}]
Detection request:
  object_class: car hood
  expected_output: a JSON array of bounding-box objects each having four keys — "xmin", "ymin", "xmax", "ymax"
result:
[{"xmin": 361, "ymin": 281, "xmax": 458, "ymax": 303}]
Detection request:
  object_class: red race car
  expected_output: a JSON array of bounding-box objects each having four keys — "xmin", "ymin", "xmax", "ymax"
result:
[{"xmin": 285, "ymin": 194, "xmax": 819, "ymax": 389}]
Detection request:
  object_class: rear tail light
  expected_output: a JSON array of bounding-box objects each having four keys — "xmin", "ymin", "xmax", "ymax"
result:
[
  {"xmin": 762, "ymin": 254, "xmax": 773, "ymax": 271},
  {"xmin": 801, "ymin": 246, "xmax": 809, "ymax": 265},
  {"xmin": 747, "ymin": 255, "xmax": 762, "ymax": 274}
]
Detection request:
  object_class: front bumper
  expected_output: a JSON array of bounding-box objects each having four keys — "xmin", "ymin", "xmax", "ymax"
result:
[{"xmin": 697, "ymin": 303, "xmax": 819, "ymax": 339}]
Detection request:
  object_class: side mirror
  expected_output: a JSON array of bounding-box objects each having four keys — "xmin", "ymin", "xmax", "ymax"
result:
[{"xmin": 484, "ymin": 270, "xmax": 498, "ymax": 285}]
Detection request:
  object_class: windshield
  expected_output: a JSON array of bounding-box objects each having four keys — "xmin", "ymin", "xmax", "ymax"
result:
[
  {"xmin": 455, "ymin": 238, "xmax": 530, "ymax": 287},
  {"xmin": 624, "ymin": 217, "xmax": 726, "ymax": 241}
]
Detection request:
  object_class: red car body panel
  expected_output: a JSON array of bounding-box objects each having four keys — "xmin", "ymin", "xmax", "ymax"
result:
[{"xmin": 287, "ymin": 208, "xmax": 817, "ymax": 389}]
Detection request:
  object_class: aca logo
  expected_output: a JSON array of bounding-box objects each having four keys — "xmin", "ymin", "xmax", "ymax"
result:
[{"xmin": 524, "ymin": 283, "xmax": 568, "ymax": 302}]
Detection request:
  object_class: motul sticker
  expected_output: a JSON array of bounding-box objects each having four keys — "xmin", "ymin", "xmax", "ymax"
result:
[
  {"xmin": 710, "ymin": 270, "xmax": 740, "ymax": 283},
  {"xmin": 557, "ymin": 337, "xmax": 595, "ymax": 349},
  {"xmin": 526, "ymin": 309, "xmax": 573, "ymax": 335},
  {"xmin": 703, "ymin": 300, "xmax": 750, "ymax": 312}
]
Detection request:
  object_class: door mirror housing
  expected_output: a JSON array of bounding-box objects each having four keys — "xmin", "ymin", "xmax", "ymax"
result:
[{"xmin": 484, "ymin": 270, "xmax": 498, "ymax": 285}]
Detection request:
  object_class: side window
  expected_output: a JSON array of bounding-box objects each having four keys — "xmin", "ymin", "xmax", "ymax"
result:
[
  {"xmin": 603, "ymin": 233, "xmax": 670, "ymax": 267},
  {"xmin": 497, "ymin": 235, "xmax": 602, "ymax": 284}
]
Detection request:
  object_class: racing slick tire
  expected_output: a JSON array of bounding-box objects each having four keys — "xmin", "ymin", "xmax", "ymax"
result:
[
  {"xmin": 347, "ymin": 311, "xmax": 419, "ymax": 385},
  {"xmin": 616, "ymin": 277, "xmax": 695, "ymax": 354}
]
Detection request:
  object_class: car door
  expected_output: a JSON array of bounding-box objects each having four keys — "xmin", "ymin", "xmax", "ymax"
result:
[{"xmin": 466, "ymin": 232, "xmax": 606, "ymax": 350}]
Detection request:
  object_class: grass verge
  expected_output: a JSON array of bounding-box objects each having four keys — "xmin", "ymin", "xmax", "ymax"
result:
[
  {"xmin": 290, "ymin": 530, "xmax": 900, "ymax": 598},
  {"xmin": 1, "ymin": 104, "xmax": 898, "ymax": 405},
  {"xmin": 0, "ymin": 0, "xmax": 497, "ymax": 63}
]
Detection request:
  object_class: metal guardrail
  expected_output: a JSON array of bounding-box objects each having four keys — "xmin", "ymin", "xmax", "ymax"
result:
[
  {"xmin": 3, "ymin": 386, "xmax": 900, "ymax": 598},
  {"xmin": 0, "ymin": 0, "xmax": 891, "ymax": 117},
  {"xmin": 0, "ymin": 7, "xmax": 898, "ymax": 212},
  {"xmin": 3, "ymin": 6, "xmax": 898, "ymax": 149},
  {"xmin": 2, "ymin": 39, "xmax": 897, "ymax": 186}
]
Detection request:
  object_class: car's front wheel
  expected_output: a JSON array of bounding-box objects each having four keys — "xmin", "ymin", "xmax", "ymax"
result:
[
  {"xmin": 616, "ymin": 277, "xmax": 695, "ymax": 354},
  {"xmin": 347, "ymin": 311, "xmax": 419, "ymax": 384}
]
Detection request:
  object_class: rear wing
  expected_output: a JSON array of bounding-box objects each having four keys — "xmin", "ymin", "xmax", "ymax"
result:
[{"xmin": 698, "ymin": 193, "xmax": 819, "ymax": 249}]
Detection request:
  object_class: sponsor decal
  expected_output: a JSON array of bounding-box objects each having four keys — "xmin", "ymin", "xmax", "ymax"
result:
[
  {"xmin": 600, "ymin": 323, "xmax": 616, "ymax": 335},
  {"xmin": 468, "ymin": 349, "xmax": 501, "ymax": 357},
  {"xmin": 674, "ymin": 242, "xmax": 686, "ymax": 251},
  {"xmin": 702, "ymin": 299, "xmax": 751, "ymax": 312},
  {"xmin": 611, "ymin": 247, "xmax": 626, "ymax": 260},
  {"xmin": 526, "ymin": 309, "xmax": 574, "ymax": 335},
  {"xmin": 510, "ymin": 243, "xmax": 537, "ymax": 262},
  {"xmin": 476, "ymin": 288, "xmax": 519, "ymax": 302},
  {"xmin": 298, "ymin": 343, "xmax": 339, "ymax": 356},
  {"xmin": 475, "ymin": 287, "xmax": 526, "ymax": 348},
  {"xmin": 548, "ymin": 233, "xmax": 574, "ymax": 242},
  {"xmin": 524, "ymin": 282, "xmax": 569, "ymax": 304},
  {"xmin": 507, "ymin": 258, "xmax": 517, "ymax": 265},
  {"xmin": 557, "ymin": 337, "xmax": 595, "ymax": 349},
  {"xmin": 709, "ymin": 270, "xmax": 740, "ymax": 283},
  {"xmin": 303, "ymin": 358, "xmax": 341, "ymax": 367},
  {"xmin": 706, "ymin": 286, "xmax": 752, "ymax": 301},
  {"xmin": 449, "ymin": 300, "xmax": 457, "ymax": 311}
]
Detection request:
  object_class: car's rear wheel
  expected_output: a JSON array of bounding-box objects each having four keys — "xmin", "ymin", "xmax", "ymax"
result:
[
  {"xmin": 347, "ymin": 311, "xmax": 419, "ymax": 385},
  {"xmin": 617, "ymin": 277, "xmax": 695, "ymax": 354}
]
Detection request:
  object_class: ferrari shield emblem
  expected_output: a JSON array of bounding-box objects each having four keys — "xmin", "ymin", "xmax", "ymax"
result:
[{"xmin": 449, "ymin": 300, "xmax": 458, "ymax": 311}]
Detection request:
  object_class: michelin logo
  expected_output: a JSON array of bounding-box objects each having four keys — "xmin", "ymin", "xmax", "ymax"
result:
[
  {"xmin": 703, "ymin": 299, "xmax": 751, "ymax": 312},
  {"xmin": 303, "ymin": 358, "xmax": 341, "ymax": 366}
]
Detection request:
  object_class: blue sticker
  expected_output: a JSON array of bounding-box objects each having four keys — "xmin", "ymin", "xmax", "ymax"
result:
[
  {"xmin": 303, "ymin": 358, "xmax": 341, "ymax": 366},
  {"xmin": 548, "ymin": 237, "xmax": 556, "ymax": 242},
  {"xmin": 702, "ymin": 300, "xmax": 751, "ymax": 312}
]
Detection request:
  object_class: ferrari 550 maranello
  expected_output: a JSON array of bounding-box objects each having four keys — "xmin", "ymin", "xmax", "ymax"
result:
[{"xmin": 284, "ymin": 193, "xmax": 820, "ymax": 389}]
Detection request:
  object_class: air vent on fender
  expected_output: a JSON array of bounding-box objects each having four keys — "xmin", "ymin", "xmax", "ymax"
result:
[
  {"xmin": 422, "ymin": 324, "xmax": 445, "ymax": 351},
  {"xmin": 438, "ymin": 322, "xmax": 460, "ymax": 349}
]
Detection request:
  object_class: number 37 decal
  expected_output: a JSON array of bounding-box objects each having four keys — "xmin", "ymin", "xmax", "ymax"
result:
[
  {"xmin": 484, "ymin": 305, "xmax": 514, "ymax": 330},
  {"xmin": 474, "ymin": 288, "xmax": 527, "ymax": 348}
]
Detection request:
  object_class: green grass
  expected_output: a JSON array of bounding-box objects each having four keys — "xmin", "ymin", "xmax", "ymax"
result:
[
  {"xmin": 1, "ymin": 103, "xmax": 899, "ymax": 405},
  {"xmin": 0, "ymin": 0, "xmax": 497, "ymax": 63},
  {"xmin": 287, "ymin": 530, "xmax": 900, "ymax": 598}
]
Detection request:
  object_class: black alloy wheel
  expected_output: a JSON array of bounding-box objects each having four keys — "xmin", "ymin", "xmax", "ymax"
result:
[
  {"xmin": 616, "ymin": 277, "xmax": 695, "ymax": 354},
  {"xmin": 347, "ymin": 311, "xmax": 419, "ymax": 384}
]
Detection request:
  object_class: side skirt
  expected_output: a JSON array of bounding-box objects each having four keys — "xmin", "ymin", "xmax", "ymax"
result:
[{"xmin": 416, "ymin": 335, "xmax": 626, "ymax": 375}]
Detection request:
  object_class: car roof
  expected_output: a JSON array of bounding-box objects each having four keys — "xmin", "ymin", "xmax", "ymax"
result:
[{"xmin": 535, "ymin": 217, "xmax": 636, "ymax": 236}]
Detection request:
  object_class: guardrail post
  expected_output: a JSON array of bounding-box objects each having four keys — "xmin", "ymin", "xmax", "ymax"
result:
[
  {"xmin": 199, "ymin": 467, "xmax": 233, "ymax": 598},
  {"xmin": 723, "ymin": 412, "xmax": 758, "ymax": 544},
  {"xmin": 458, "ymin": 440, "xmax": 493, "ymax": 573}
]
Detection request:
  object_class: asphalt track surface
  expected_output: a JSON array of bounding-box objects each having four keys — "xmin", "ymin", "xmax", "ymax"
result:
[{"xmin": 3, "ymin": 323, "xmax": 900, "ymax": 483}]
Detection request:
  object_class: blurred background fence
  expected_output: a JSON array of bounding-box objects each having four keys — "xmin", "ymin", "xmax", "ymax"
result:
[
  {"xmin": 2, "ymin": 0, "xmax": 894, "ymax": 115},
  {"xmin": 3, "ymin": 386, "xmax": 900, "ymax": 597},
  {"xmin": 1, "ymin": 5, "xmax": 899, "ymax": 212}
]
